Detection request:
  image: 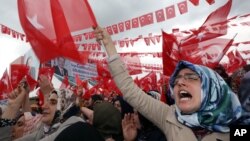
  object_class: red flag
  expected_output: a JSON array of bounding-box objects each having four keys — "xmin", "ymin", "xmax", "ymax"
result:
[
  {"xmin": 162, "ymin": 31, "xmax": 179, "ymax": 76},
  {"xmin": 121, "ymin": 54, "xmax": 142, "ymax": 75},
  {"xmin": 112, "ymin": 24, "xmax": 119, "ymax": 34},
  {"xmin": 155, "ymin": 9, "xmax": 165, "ymax": 23},
  {"xmin": 203, "ymin": 0, "xmax": 232, "ymax": 27},
  {"xmin": 26, "ymin": 75, "xmax": 38, "ymax": 91},
  {"xmin": 139, "ymin": 13, "xmax": 154, "ymax": 27},
  {"xmin": 180, "ymin": 0, "xmax": 232, "ymax": 46},
  {"xmin": 75, "ymin": 74, "xmax": 82, "ymax": 86},
  {"xmin": 125, "ymin": 20, "xmax": 131, "ymax": 30},
  {"xmin": 38, "ymin": 67, "xmax": 55, "ymax": 82},
  {"xmin": 132, "ymin": 18, "xmax": 139, "ymax": 28},
  {"xmin": 139, "ymin": 71, "xmax": 157, "ymax": 92},
  {"xmin": 106, "ymin": 26, "xmax": 113, "ymax": 35},
  {"xmin": 165, "ymin": 5, "xmax": 176, "ymax": 19},
  {"xmin": 189, "ymin": 0, "xmax": 199, "ymax": 6},
  {"xmin": 0, "ymin": 69, "xmax": 12, "ymax": 99},
  {"xmin": 18, "ymin": 0, "xmax": 94, "ymax": 63},
  {"xmin": 37, "ymin": 89, "xmax": 44, "ymax": 106},
  {"xmin": 60, "ymin": 75, "xmax": 70, "ymax": 89},
  {"xmin": 96, "ymin": 63, "xmax": 111, "ymax": 79},
  {"xmin": 177, "ymin": 1, "xmax": 188, "ymax": 14},
  {"xmin": 180, "ymin": 38, "xmax": 233, "ymax": 68},
  {"xmin": 118, "ymin": 22, "xmax": 125, "ymax": 32},
  {"xmin": 10, "ymin": 64, "xmax": 29, "ymax": 89},
  {"xmin": 205, "ymin": 0, "xmax": 215, "ymax": 5},
  {"xmin": 226, "ymin": 50, "xmax": 247, "ymax": 74}
]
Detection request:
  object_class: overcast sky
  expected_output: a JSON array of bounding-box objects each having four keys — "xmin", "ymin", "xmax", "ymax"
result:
[{"xmin": 1, "ymin": 0, "xmax": 250, "ymax": 75}]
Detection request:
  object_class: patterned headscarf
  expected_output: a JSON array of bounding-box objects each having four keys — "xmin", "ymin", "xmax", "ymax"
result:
[{"xmin": 169, "ymin": 61, "xmax": 242, "ymax": 133}]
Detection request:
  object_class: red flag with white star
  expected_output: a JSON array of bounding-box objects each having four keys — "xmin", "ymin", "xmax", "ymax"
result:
[{"xmin": 18, "ymin": 0, "xmax": 95, "ymax": 63}]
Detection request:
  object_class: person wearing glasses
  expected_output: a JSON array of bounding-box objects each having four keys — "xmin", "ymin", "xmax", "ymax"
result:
[{"xmin": 94, "ymin": 26, "xmax": 242, "ymax": 141}]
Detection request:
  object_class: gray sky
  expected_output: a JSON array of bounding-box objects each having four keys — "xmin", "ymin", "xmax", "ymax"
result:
[{"xmin": 1, "ymin": 0, "xmax": 250, "ymax": 75}]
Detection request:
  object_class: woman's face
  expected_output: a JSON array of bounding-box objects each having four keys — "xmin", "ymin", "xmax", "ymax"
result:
[
  {"xmin": 12, "ymin": 115, "xmax": 25, "ymax": 139},
  {"xmin": 114, "ymin": 100, "xmax": 121, "ymax": 112},
  {"xmin": 173, "ymin": 68, "xmax": 202, "ymax": 114}
]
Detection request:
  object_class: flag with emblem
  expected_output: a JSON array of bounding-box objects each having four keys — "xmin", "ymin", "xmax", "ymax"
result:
[{"xmin": 18, "ymin": 0, "xmax": 95, "ymax": 63}]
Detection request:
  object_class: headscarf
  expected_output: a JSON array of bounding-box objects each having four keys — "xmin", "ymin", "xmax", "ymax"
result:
[
  {"xmin": 237, "ymin": 71, "xmax": 250, "ymax": 125},
  {"xmin": 169, "ymin": 60, "xmax": 242, "ymax": 133},
  {"xmin": 93, "ymin": 102, "xmax": 123, "ymax": 141}
]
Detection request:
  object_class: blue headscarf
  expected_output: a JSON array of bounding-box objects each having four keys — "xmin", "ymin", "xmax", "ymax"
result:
[{"xmin": 169, "ymin": 61, "xmax": 242, "ymax": 133}]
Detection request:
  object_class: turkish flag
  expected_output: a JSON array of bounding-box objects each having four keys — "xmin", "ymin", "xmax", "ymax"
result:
[
  {"xmin": 202, "ymin": 0, "xmax": 232, "ymax": 27},
  {"xmin": 125, "ymin": 20, "xmax": 131, "ymax": 30},
  {"xmin": 1, "ymin": 25, "xmax": 11, "ymax": 35},
  {"xmin": 180, "ymin": 38, "xmax": 233, "ymax": 68},
  {"xmin": 177, "ymin": 1, "xmax": 188, "ymax": 14},
  {"xmin": 118, "ymin": 22, "xmax": 125, "ymax": 32},
  {"xmin": 0, "ymin": 69, "xmax": 12, "ymax": 99},
  {"xmin": 112, "ymin": 24, "xmax": 119, "ymax": 34},
  {"xmin": 18, "ymin": 0, "xmax": 95, "ymax": 63},
  {"xmin": 60, "ymin": 75, "xmax": 70, "ymax": 89},
  {"xmin": 121, "ymin": 54, "xmax": 142, "ymax": 75},
  {"xmin": 75, "ymin": 74, "xmax": 82, "ymax": 86},
  {"xmin": 180, "ymin": 0, "xmax": 232, "ymax": 46},
  {"xmin": 38, "ymin": 67, "xmax": 55, "ymax": 82},
  {"xmin": 132, "ymin": 18, "xmax": 139, "ymax": 28},
  {"xmin": 10, "ymin": 64, "xmax": 29, "ymax": 89},
  {"xmin": 162, "ymin": 31, "xmax": 179, "ymax": 76},
  {"xmin": 205, "ymin": 0, "xmax": 215, "ymax": 5},
  {"xmin": 226, "ymin": 50, "xmax": 247, "ymax": 74},
  {"xmin": 139, "ymin": 71, "xmax": 157, "ymax": 92},
  {"xmin": 189, "ymin": 0, "xmax": 199, "ymax": 6},
  {"xmin": 96, "ymin": 63, "xmax": 111, "ymax": 79},
  {"xmin": 144, "ymin": 37, "xmax": 151, "ymax": 46},
  {"xmin": 139, "ymin": 13, "xmax": 154, "ymax": 27},
  {"xmin": 155, "ymin": 9, "xmax": 165, "ymax": 23},
  {"xmin": 165, "ymin": 5, "xmax": 176, "ymax": 19},
  {"xmin": 106, "ymin": 26, "xmax": 113, "ymax": 35},
  {"xmin": 26, "ymin": 74, "xmax": 38, "ymax": 91}
]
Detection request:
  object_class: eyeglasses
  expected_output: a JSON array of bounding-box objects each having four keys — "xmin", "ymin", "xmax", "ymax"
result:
[{"xmin": 174, "ymin": 73, "xmax": 200, "ymax": 86}]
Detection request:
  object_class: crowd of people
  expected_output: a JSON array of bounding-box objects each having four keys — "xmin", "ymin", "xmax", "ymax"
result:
[{"xmin": 0, "ymin": 26, "xmax": 249, "ymax": 141}]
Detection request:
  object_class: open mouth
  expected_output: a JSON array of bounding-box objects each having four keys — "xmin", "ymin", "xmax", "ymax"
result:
[{"xmin": 179, "ymin": 90, "xmax": 192, "ymax": 101}]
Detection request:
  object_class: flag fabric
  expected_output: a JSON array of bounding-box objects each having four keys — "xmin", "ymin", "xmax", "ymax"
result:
[
  {"xmin": 120, "ymin": 54, "xmax": 142, "ymax": 75},
  {"xmin": 75, "ymin": 74, "xmax": 82, "ymax": 86},
  {"xmin": 112, "ymin": 24, "xmax": 119, "ymax": 34},
  {"xmin": 0, "ymin": 69, "xmax": 12, "ymax": 100},
  {"xmin": 165, "ymin": 5, "xmax": 176, "ymax": 19},
  {"xmin": 38, "ymin": 67, "xmax": 55, "ymax": 82},
  {"xmin": 139, "ymin": 13, "xmax": 154, "ymax": 27},
  {"xmin": 26, "ymin": 74, "xmax": 38, "ymax": 91},
  {"xmin": 106, "ymin": 26, "xmax": 113, "ymax": 35},
  {"xmin": 180, "ymin": 37, "xmax": 233, "ymax": 68},
  {"xmin": 96, "ymin": 63, "xmax": 111, "ymax": 79},
  {"xmin": 162, "ymin": 31, "xmax": 179, "ymax": 76},
  {"xmin": 18, "ymin": 0, "xmax": 95, "ymax": 63},
  {"xmin": 205, "ymin": 0, "xmax": 215, "ymax": 5},
  {"xmin": 139, "ymin": 71, "xmax": 157, "ymax": 92},
  {"xmin": 125, "ymin": 20, "xmax": 131, "ymax": 30},
  {"xmin": 226, "ymin": 50, "xmax": 247, "ymax": 74},
  {"xmin": 177, "ymin": 1, "xmax": 188, "ymax": 14},
  {"xmin": 180, "ymin": 0, "xmax": 232, "ymax": 46},
  {"xmin": 60, "ymin": 75, "xmax": 70, "ymax": 89},
  {"xmin": 155, "ymin": 9, "xmax": 165, "ymax": 23},
  {"xmin": 10, "ymin": 64, "xmax": 29, "ymax": 89},
  {"xmin": 189, "ymin": 0, "xmax": 199, "ymax": 6},
  {"xmin": 118, "ymin": 22, "xmax": 125, "ymax": 32},
  {"xmin": 132, "ymin": 18, "xmax": 139, "ymax": 28}
]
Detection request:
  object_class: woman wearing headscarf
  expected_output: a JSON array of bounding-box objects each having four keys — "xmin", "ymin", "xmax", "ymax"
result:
[{"xmin": 94, "ymin": 26, "xmax": 242, "ymax": 141}]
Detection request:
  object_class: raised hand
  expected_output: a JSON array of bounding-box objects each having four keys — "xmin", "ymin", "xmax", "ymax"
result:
[{"xmin": 122, "ymin": 113, "xmax": 137, "ymax": 141}]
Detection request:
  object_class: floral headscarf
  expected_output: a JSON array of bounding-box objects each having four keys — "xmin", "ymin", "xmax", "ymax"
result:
[{"xmin": 169, "ymin": 61, "xmax": 242, "ymax": 133}]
